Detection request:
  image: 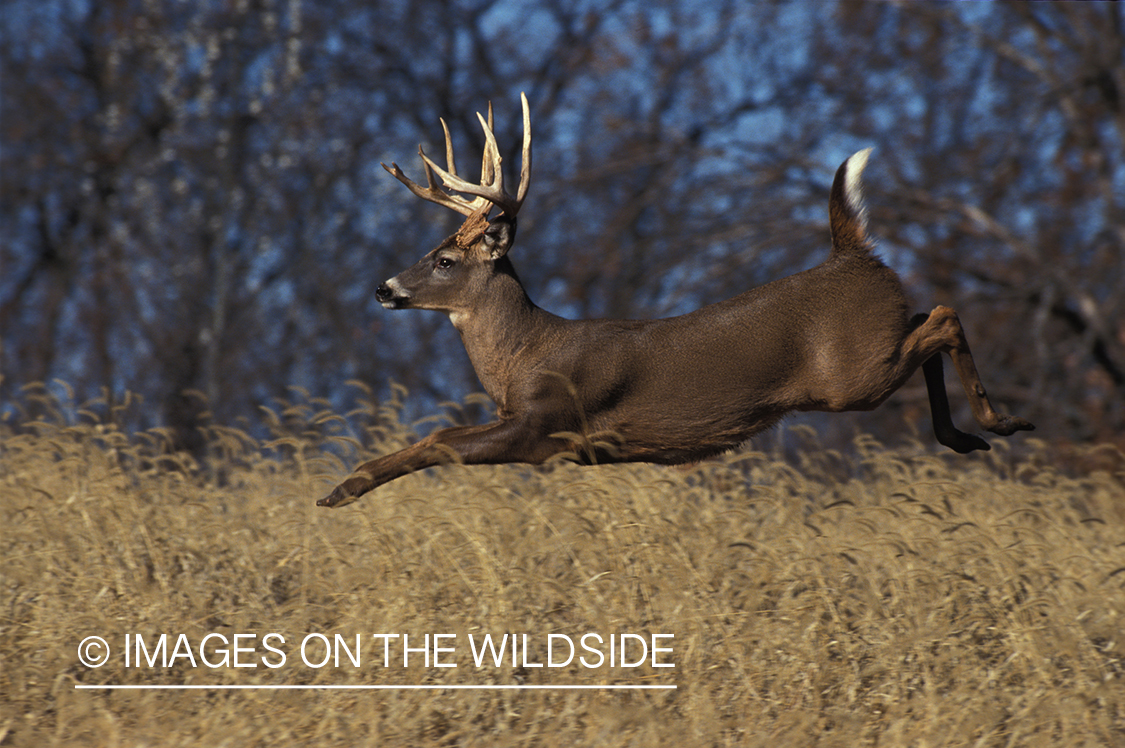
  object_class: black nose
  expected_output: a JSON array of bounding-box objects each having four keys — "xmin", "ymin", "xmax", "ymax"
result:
[{"xmin": 375, "ymin": 282, "xmax": 393, "ymax": 303}]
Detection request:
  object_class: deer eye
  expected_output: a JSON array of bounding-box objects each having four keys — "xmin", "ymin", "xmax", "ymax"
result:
[{"xmin": 436, "ymin": 257, "xmax": 456, "ymax": 269}]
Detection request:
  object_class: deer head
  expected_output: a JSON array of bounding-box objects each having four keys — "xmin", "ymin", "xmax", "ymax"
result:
[{"xmin": 374, "ymin": 93, "xmax": 532, "ymax": 318}]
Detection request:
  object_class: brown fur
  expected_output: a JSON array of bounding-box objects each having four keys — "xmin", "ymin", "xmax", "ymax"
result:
[{"xmin": 319, "ymin": 133, "xmax": 1033, "ymax": 508}]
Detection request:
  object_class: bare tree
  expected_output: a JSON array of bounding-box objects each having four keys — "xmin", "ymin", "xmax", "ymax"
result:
[{"xmin": 3, "ymin": 0, "xmax": 1120, "ymax": 456}]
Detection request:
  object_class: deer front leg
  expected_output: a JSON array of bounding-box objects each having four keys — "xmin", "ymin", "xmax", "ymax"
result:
[
  {"xmin": 317, "ymin": 417, "xmax": 568, "ymax": 508},
  {"xmin": 907, "ymin": 307, "xmax": 1035, "ymax": 452}
]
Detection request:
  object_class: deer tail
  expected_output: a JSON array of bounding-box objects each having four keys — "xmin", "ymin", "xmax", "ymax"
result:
[{"xmin": 828, "ymin": 147, "xmax": 874, "ymax": 256}]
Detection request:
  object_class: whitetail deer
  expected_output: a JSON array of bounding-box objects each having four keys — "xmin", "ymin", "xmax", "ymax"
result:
[{"xmin": 318, "ymin": 93, "xmax": 1034, "ymax": 508}]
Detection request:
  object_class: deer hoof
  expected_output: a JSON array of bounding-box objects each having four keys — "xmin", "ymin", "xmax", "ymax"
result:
[
  {"xmin": 933, "ymin": 421, "xmax": 991, "ymax": 453},
  {"xmin": 988, "ymin": 415, "xmax": 1035, "ymax": 436},
  {"xmin": 316, "ymin": 484, "xmax": 356, "ymax": 508},
  {"xmin": 316, "ymin": 489, "xmax": 347, "ymax": 508},
  {"xmin": 947, "ymin": 431, "xmax": 991, "ymax": 454},
  {"xmin": 317, "ymin": 474, "xmax": 375, "ymax": 507}
]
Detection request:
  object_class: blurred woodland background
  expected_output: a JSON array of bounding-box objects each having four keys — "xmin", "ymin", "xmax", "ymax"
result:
[{"xmin": 2, "ymin": 0, "xmax": 1122, "ymax": 456}]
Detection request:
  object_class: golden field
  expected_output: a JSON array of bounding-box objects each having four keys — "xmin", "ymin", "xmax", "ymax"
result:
[{"xmin": 2, "ymin": 385, "xmax": 1123, "ymax": 746}]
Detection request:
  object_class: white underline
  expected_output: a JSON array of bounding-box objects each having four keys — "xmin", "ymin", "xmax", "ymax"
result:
[{"xmin": 75, "ymin": 684, "xmax": 675, "ymax": 690}]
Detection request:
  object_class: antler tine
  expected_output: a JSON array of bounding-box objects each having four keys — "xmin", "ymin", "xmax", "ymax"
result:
[
  {"xmin": 475, "ymin": 109, "xmax": 505, "ymax": 206},
  {"xmin": 420, "ymin": 148, "xmax": 439, "ymax": 192},
  {"xmin": 480, "ymin": 102, "xmax": 495, "ymax": 187},
  {"xmin": 516, "ymin": 91, "xmax": 532, "ymax": 207},
  {"xmin": 439, "ymin": 118, "xmax": 458, "ymax": 179}
]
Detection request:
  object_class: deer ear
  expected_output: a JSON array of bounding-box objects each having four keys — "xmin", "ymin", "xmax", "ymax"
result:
[{"xmin": 482, "ymin": 215, "xmax": 517, "ymax": 260}]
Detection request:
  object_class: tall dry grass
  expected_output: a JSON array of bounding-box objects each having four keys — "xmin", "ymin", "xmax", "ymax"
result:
[{"xmin": 2, "ymin": 384, "xmax": 1123, "ymax": 746}]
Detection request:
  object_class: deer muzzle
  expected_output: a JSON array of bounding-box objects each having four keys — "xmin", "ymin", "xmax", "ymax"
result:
[{"xmin": 375, "ymin": 279, "xmax": 410, "ymax": 309}]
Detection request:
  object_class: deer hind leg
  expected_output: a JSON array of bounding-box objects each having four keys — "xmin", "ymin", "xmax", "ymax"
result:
[{"xmin": 906, "ymin": 306, "xmax": 1034, "ymax": 453}]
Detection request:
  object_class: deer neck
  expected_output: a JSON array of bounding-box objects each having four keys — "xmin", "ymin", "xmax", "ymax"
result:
[{"xmin": 448, "ymin": 260, "xmax": 557, "ymax": 410}]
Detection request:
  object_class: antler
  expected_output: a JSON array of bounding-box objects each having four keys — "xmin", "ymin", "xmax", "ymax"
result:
[{"xmin": 382, "ymin": 92, "xmax": 532, "ymax": 220}]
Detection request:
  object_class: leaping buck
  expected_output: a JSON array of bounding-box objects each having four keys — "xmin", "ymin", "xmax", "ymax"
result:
[{"xmin": 318, "ymin": 93, "xmax": 1033, "ymax": 508}]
